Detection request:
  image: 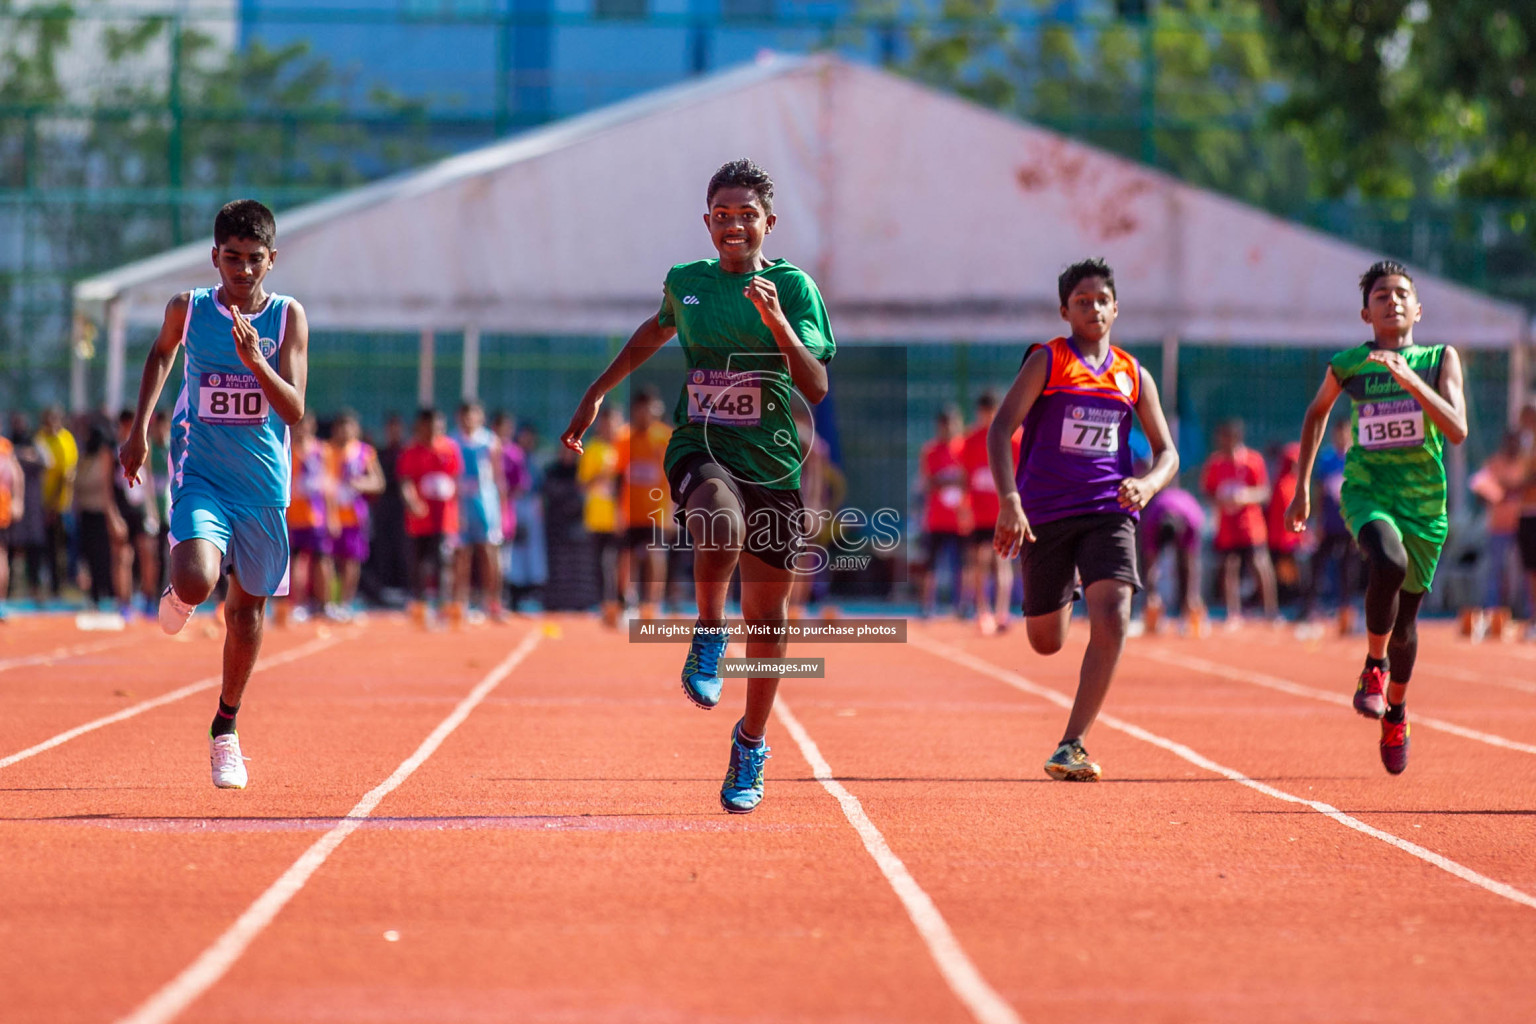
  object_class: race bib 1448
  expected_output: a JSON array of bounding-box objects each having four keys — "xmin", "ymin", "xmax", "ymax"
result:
[
  {"xmin": 686, "ymin": 369, "xmax": 762, "ymax": 427},
  {"xmin": 1059, "ymin": 406, "xmax": 1122, "ymax": 456},
  {"xmin": 1357, "ymin": 399, "xmax": 1425, "ymax": 451},
  {"xmin": 197, "ymin": 373, "xmax": 269, "ymax": 425}
]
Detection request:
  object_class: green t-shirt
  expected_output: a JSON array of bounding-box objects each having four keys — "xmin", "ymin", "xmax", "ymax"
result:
[
  {"xmin": 1329, "ymin": 341, "xmax": 1448, "ymax": 528},
  {"xmin": 657, "ymin": 258, "xmax": 835, "ymax": 490}
]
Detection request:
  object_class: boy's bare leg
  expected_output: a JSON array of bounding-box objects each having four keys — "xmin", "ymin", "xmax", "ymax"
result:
[
  {"xmin": 220, "ymin": 571, "xmax": 267, "ymax": 708},
  {"xmin": 1025, "ymin": 602, "xmax": 1073, "ymax": 656},
  {"xmin": 739, "ymin": 552, "xmax": 794, "ymax": 739},
  {"xmin": 685, "ymin": 480, "xmax": 743, "ymax": 624},
  {"xmin": 1060, "ymin": 579, "xmax": 1133, "ymax": 742},
  {"xmin": 1223, "ymin": 553, "xmax": 1242, "ymax": 622},
  {"xmin": 993, "ymin": 551, "xmax": 1014, "ymax": 623},
  {"xmin": 1253, "ymin": 548, "xmax": 1280, "ymax": 620}
]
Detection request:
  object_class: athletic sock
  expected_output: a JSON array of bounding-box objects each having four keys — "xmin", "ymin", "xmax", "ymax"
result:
[
  {"xmin": 1365, "ymin": 655, "xmax": 1388, "ymax": 674},
  {"xmin": 1384, "ymin": 702, "xmax": 1406, "ymax": 724},
  {"xmin": 736, "ymin": 724, "xmax": 765, "ymax": 748},
  {"xmin": 210, "ymin": 700, "xmax": 240, "ymax": 737}
]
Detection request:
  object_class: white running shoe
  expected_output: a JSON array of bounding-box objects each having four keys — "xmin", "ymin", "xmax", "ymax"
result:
[
  {"xmin": 209, "ymin": 733, "xmax": 248, "ymax": 789},
  {"xmin": 158, "ymin": 586, "xmax": 195, "ymax": 635}
]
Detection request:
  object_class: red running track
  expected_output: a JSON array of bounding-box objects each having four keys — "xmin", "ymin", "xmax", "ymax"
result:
[{"xmin": 0, "ymin": 613, "xmax": 1533, "ymax": 1022}]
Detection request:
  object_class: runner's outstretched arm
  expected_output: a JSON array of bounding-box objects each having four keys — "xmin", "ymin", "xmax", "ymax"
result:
[
  {"xmin": 562, "ymin": 315, "xmax": 676, "ymax": 453},
  {"xmin": 1286, "ymin": 368, "xmax": 1344, "ymax": 533},
  {"xmin": 988, "ymin": 346, "xmax": 1050, "ymax": 558},
  {"xmin": 1120, "ymin": 368, "xmax": 1178, "ymax": 512},
  {"xmin": 120, "ymin": 293, "xmax": 191, "ymax": 485}
]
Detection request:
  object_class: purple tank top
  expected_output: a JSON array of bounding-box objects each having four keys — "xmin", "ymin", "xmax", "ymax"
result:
[{"xmin": 1016, "ymin": 337, "xmax": 1141, "ymax": 525}]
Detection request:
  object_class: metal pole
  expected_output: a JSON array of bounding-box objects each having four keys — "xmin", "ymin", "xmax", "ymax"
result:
[
  {"xmin": 462, "ymin": 323, "xmax": 481, "ymax": 401},
  {"xmin": 1511, "ymin": 320, "xmax": 1532, "ymax": 426},
  {"xmin": 168, "ymin": 15, "xmax": 184, "ymax": 245},
  {"xmin": 70, "ymin": 312, "xmax": 91, "ymax": 415},
  {"xmin": 418, "ymin": 328, "xmax": 435, "ymax": 409},
  {"xmin": 105, "ymin": 298, "xmax": 127, "ymax": 414},
  {"xmin": 1161, "ymin": 332, "xmax": 1180, "ymax": 441}
]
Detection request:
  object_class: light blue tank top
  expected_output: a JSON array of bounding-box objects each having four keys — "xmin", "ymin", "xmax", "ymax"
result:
[
  {"xmin": 451, "ymin": 426, "xmax": 499, "ymax": 517},
  {"xmin": 169, "ymin": 287, "xmax": 292, "ymax": 507}
]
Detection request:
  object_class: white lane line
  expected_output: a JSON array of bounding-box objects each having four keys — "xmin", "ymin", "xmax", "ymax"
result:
[
  {"xmin": 0, "ymin": 635, "xmax": 342, "ymax": 771},
  {"xmin": 1140, "ymin": 647, "xmax": 1536, "ymax": 757},
  {"xmin": 775, "ymin": 698, "xmax": 1024, "ymax": 1024},
  {"xmin": 0, "ymin": 635, "xmax": 141, "ymax": 674},
  {"xmin": 1417, "ymin": 660, "xmax": 1536, "ymax": 697},
  {"xmin": 115, "ymin": 629, "xmax": 543, "ymax": 1024},
  {"xmin": 911, "ymin": 634, "xmax": 1536, "ymax": 913}
]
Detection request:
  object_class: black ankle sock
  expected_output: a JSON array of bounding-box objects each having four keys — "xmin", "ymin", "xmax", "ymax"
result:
[
  {"xmin": 1384, "ymin": 702, "xmax": 1406, "ymax": 723},
  {"xmin": 1365, "ymin": 655, "xmax": 1388, "ymax": 673},
  {"xmin": 210, "ymin": 699, "xmax": 239, "ymax": 737},
  {"xmin": 736, "ymin": 723, "xmax": 765, "ymax": 748}
]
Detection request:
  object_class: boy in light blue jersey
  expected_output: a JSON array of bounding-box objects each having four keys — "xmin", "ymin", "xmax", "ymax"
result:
[
  {"xmin": 451, "ymin": 399, "xmax": 507, "ymax": 622},
  {"xmin": 120, "ymin": 199, "xmax": 310, "ymax": 790}
]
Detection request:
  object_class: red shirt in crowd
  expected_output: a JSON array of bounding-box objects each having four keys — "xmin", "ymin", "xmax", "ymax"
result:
[
  {"xmin": 398, "ymin": 436, "xmax": 464, "ymax": 538},
  {"xmin": 961, "ymin": 423, "xmax": 1021, "ymax": 531},
  {"xmin": 1202, "ymin": 447, "xmax": 1269, "ymax": 550},
  {"xmin": 1267, "ymin": 444, "xmax": 1305, "ymax": 555},
  {"xmin": 921, "ymin": 436, "xmax": 969, "ymax": 535}
]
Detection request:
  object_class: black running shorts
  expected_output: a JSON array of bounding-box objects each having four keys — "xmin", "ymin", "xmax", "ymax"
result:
[
  {"xmin": 1019, "ymin": 512, "xmax": 1141, "ymax": 618},
  {"xmin": 667, "ymin": 451, "xmax": 807, "ymax": 572}
]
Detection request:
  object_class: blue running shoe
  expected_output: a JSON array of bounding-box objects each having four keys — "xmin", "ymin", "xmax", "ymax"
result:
[
  {"xmin": 721, "ymin": 723, "xmax": 771, "ymax": 813},
  {"xmin": 681, "ymin": 622, "xmax": 728, "ymax": 709}
]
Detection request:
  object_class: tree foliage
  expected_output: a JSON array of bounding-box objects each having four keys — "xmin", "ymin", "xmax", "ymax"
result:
[
  {"xmin": 875, "ymin": 0, "xmax": 1312, "ymax": 208},
  {"xmin": 1266, "ymin": 0, "xmax": 1536, "ymax": 201}
]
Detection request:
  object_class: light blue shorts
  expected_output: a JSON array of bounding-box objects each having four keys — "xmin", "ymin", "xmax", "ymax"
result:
[
  {"xmin": 459, "ymin": 498, "xmax": 504, "ymax": 546},
  {"xmin": 168, "ymin": 489, "xmax": 291, "ymax": 597}
]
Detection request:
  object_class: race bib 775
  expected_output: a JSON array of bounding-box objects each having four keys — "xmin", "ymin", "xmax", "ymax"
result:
[{"xmin": 1059, "ymin": 406, "xmax": 1122, "ymax": 456}]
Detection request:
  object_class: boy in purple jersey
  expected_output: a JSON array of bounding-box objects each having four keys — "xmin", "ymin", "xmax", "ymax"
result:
[{"xmin": 990, "ymin": 259, "xmax": 1179, "ymax": 781}]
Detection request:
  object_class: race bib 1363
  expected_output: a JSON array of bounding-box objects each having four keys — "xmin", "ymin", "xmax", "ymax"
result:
[
  {"xmin": 1357, "ymin": 399, "xmax": 1425, "ymax": 451},
  {"xmin": 197, "ymin": 373, "xmax": 269, "ymax": 426}
]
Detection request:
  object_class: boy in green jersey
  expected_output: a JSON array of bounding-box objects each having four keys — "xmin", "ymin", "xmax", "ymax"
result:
[
  {"xmin": 562, "ymin": 159, "xmax": 835, "ymax": 813},
  {"xmin": 1286, "ymin": 261, "xmax": 1468, "ymax": 774}
]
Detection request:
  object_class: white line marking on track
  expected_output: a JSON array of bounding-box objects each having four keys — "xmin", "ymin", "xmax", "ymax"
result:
[
  {"xmin": 1141, "ymin": 647, "xmax": 1536, "ymax": 757},
  {"xmin": 0, "ymin": 635, "xmax": 140, "ymax": 674},
  {"xmin": 0, "ymin": 635, "xmax": 342, "ymax": 771},
  {"xmin": 775, "ymin": 698, "xmax": 1024, "ymax": 1024},
  {"xmin": 115, "ymin": 628, "xmax": 543, "ymax": 1024},
  {"xmin": 1416, "ymin": 660, "xmax": 1536, "ymax": 696},
  {"xmin": 911, "ymin": 634, "xmax": 1536, "ymax": 913}
]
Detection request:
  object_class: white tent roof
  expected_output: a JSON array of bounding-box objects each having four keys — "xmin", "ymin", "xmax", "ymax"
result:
[{"xmin": 76, "ymin": 53, "xmax": 1526, "ymax": 348}]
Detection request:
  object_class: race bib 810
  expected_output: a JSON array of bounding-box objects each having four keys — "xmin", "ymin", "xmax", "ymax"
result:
[
  {"xmin": 686, "ymin": 369, "xmax": 762, "ymax": 427},
  {"xmin": 1357, "ymin": 399, "xmax": 1425, "ymax": 451},
  {"xmin": 198, "ymin": 373, "xmax": 269, "ymax": 425},
  {"xmin": 1059, "ymin": 406, "xmax": 1122, "ymax": 456}
]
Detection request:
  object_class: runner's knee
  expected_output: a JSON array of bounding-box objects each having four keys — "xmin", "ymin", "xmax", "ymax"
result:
[
  {"xmin": 1026, "ymin": 616, "xmax": 1066, "ymax": 655},
  {"xmin": 170, "ymin": 546, "xmax": 220, "ymax": 604},
  {"xmin": 1358, "ymin": 520, "xmax": 1409, "ymax": 591},
  {"xmin": 683, "ymin": 480, "xmax": 744, "ymax": 551},
  {"xmin": 225, "ymin": 601, "xmax": 263, "ymax": 643}
]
